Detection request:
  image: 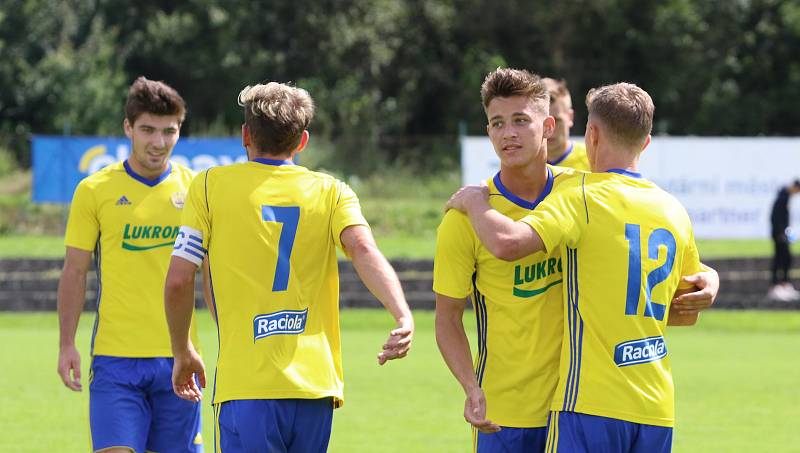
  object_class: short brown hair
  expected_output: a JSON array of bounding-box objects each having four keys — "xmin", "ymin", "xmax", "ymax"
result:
[
  {"xmin": 542, "ymin": 77, "xmax": 571, "ymax": 106},
  {"xmin": 480, "ymin": 68, "xmax": 549, "ymax": 112},
  {"xmin": 586, "ymin": 83, "xmax": 654, "ymax": 147},
  {"xmin": 125, "ymin": 76, "xmax": 186, "ymax": 124},
  {"xmin": 238, "ymin": 82, "xmax": 315, "ymax": 156}
]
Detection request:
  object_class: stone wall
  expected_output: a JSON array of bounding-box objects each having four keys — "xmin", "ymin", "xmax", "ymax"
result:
[{"xmin": 0, "ymin": 258, "xmax": 797, "ymax": 311}]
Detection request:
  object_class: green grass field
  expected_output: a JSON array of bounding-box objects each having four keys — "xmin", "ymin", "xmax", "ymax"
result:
[{"xmin": 1, "ymin": 309, "xmax": 798, "ymax": 452}]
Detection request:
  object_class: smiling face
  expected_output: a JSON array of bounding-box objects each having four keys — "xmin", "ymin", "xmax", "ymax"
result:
[
  {"xmin": 123, "ymin": 112, "xmax": 181, "ymax": 178},
  {"xmin": 486, "ymin": 95, "xmax": 554, "ymax": 170}
]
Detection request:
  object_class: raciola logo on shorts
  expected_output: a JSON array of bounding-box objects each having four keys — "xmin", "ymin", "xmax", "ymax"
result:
[
  {"xmin": 253, "ymin": 309, "xmax": 308, "ymax": 341},
  {"xmin": 614, "ymin": 336, "xmax": 667, "ymax": 367}
]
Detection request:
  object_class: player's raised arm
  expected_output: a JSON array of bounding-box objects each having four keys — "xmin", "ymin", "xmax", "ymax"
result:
[
  {"xmin": 57, "ymin": 246, "xmax": 93, "ymax": 392},
  {"xmin": 340, "ymin": 225, "xmax": 414, "ymax": 365},
  {"xmin": 435, "ymin": 293, "xmax": 501, "ymax": 433},
  {"xmin": 446, "ymin": 185, "xmax": 544, "ymax": 260}
]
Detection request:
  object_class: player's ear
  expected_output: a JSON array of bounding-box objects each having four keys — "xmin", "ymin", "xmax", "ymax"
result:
[
  {"xmin": 640, "ymin": 134, "xmax": 652, "ymax": 153},
  {"xmin": 123, "ymin": 118, "xmax": 133, "ymax": 139},
  {"xmin": 295, "ymin": 130, "xmax": 310, "ymax": 154},
  {"xmin": 543, "ymin": 115, "xmax": 556, "ymax": 139},
  {"xmin": 242, "ymin": 124, "xmax": 251, "ymax": 148},
  {"xmin": 586, "ymin": 123, "xmax": 599, "ymax": 149}
]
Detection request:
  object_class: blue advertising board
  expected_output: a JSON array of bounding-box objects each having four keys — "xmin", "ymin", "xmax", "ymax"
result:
[{"xmin": 33, "ymin": 136, "xmax": 246, "ymax": 203}]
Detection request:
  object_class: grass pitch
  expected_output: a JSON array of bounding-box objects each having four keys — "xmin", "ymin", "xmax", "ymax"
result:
[{"xmin": 0, "ymin": 309, "xmax": 798, "ymax": 452}]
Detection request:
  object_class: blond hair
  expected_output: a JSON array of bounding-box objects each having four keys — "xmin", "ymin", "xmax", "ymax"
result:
[
  {"xmin": 480, "ymin": 68, "xmax": 549, "ymax": 113},
  {"xmin": 586, "ymin": 83, "xmax": 654, "ymax": 148},
  {"xmin": 238, "ymin": 82, "xmax": 315, "ymax": 155}
]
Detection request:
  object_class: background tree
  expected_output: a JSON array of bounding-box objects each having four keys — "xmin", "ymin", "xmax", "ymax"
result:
[{"xmin": 1, "ymin": 0, "xmax": 799, "ymax": 174}]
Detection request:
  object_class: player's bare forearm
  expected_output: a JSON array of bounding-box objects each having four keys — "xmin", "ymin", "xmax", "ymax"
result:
[
  {"xmin": 468, "ymin": 208, "xmax": 544, "ymax": 261},
  {"xmin": 436, "ymin": 294, "xmax": 500, "ymax": 432},
  {"xmin": 343, "ymin": 226, "xmax": 413, "ymax": 324},
  {"xmin": 164, "ymin": 256, "xmax": 199, "ymax": 357},
  {"xmin": 342, "ymin": 225, "xmax": 414, "ymax": 363},
  {"xmin": 434, "ymin": 294, "xmax": 480, "ymax": 395},
  {"xmin": 445, "ymin": 185, "xmax": 543, "ymax": 260},
  {"xmin": 56, "ymin": 247, "xmax": 92, "ymax": 391},
  {"xmin": 57, "ymin": 247, "xmax": 92, "ymax": 347}
]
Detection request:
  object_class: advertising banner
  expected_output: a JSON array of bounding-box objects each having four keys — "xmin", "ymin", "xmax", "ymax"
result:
[
  {"xmin": 33, "ymin": 136, "xmax": 246, "ymax": 203},
  {"xmin": 461, "ymin": 136, "xmax": 800, "ymax": 239}
]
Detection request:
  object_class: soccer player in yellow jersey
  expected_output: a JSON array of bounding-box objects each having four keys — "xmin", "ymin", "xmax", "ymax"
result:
[
  {"xmin": 542, "ymin": 78, "xmax": 590, "ymax": 171},
  {"xmin": 57, "ymin": 77, "xmax": 206, "ymax": 453},
  {"xmin": 448, "ymin": 83, "xmax": 713, "ymax": 452},
  {"xmin": 436, "ymin": 68, "xmax": 570, "ymax": 453},
  {"xmin": 164, "ymin": 81, "xmax": 414, "ymax": 452}
]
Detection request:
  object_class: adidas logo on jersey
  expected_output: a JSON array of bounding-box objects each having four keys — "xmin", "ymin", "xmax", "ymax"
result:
[{"xmin": 116, "ymin": 195, "xmax": 132, "ymax": 206}]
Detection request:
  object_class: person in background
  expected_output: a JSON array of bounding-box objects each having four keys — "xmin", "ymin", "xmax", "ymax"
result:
[
  {"xmin": 57, "ymin": 76, "xmax": 207, "ymax": 453},
  {"xmin": 447, "ymin": 82, "xmax": 713, "ymax": 452},
  {"xmin": 165, "ymin": 81, "xmax": 414, "ymax": 452},
  {"xmin": 767, "ymin": 179, "xmax": 800, "ymax": 301},
  {"xmin": 542, "ymin": 77, "xmax": 591, "ymax": 171}
]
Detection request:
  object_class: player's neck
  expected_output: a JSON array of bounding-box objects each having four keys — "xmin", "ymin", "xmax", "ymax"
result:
[
  {"xmin": 592, "ymin": 145, "xmax": 639, "ymax": 173},
  {"xmin": 546, "ymin": 140, "xmax": 571, "ymax": 162},
  {"xmin": 125, "ymin": 158, "xmax": 168, "ymax": 180},
  {"xmin": 249, "ymin": 148, "xmax": 293, "ymax": 161},
  {"xmin": 498, "ymin": 164, "xmax": 549, "ymax": 202}
]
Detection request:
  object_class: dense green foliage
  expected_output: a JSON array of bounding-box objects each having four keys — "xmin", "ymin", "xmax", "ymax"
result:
[
  {"xmin": 1, "ymin": 310, "xmax": 798, "ymax": 451},
  {"xmin": 2, "ymin": 0, "xmax": 800, "ymax": 172}
]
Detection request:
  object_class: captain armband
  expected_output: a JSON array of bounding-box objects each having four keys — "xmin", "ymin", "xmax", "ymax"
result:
[{"xmin": 172, "ymin": 226, "xmax": 206, "ymax": 266}]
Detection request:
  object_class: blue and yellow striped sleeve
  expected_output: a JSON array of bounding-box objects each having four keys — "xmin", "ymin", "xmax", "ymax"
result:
[{"xmin": 180, "ymin": 169, "xmax": 211, "ymax": 249}]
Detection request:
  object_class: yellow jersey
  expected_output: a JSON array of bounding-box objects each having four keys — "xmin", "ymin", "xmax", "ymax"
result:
[
  {"xmin": 177, "ymin": 158, "xmax": 368, "ymax": 406},
  {"xmin": 521, "ymin": 169, "xmax": 703, "ymax": 427},
  {"xmin": 433, "ymin": 166, "xmax": 576, "ymax": 427},
  {"xmin": 548, "ymin": 142, "xmax": 591, "ymax": 172},
  {"xmin": 64, "ymin": 160, "xmax": 201, "ymax": 357}
]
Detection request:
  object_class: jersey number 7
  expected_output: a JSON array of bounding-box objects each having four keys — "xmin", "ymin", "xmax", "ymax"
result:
[
  {"xmin": 262, "ymin": 205, "xmax": 300, "ymax": 292},
  {"xmin": 624, "ymin": 223, "xmax": 676, "ymax": 321}
]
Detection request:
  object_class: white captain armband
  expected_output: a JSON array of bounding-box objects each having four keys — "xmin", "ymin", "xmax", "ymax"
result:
[{"xmin": 172, "ymin": 226, "xmax": 206, "ymax": 266}]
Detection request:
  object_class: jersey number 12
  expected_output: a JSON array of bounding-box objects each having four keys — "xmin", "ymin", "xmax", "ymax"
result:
[{"xmin": 624, "ymin": 223, "xmax": 676, "ymax": 321}]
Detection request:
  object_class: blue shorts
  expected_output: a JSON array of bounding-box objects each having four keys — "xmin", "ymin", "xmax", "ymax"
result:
[
  {"xmin": 546, "ymin": 411, "xmax": 673, "ymax": 453},
  {"xmin": 89, "ymin": 355, "xmax": 203, "ymax": 453},
  {"xmin": 215, "ymin": 398, "xmax": 334, "ymax": 453},
  {"xmin": 476, "ymin": 426, "xmax": 547, "ymax": 453}
]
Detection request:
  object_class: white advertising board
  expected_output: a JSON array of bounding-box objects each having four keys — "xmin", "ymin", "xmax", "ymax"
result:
[{"xmin": 460, "ymin": 136, "xmax": 800, "ymax": 239}]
